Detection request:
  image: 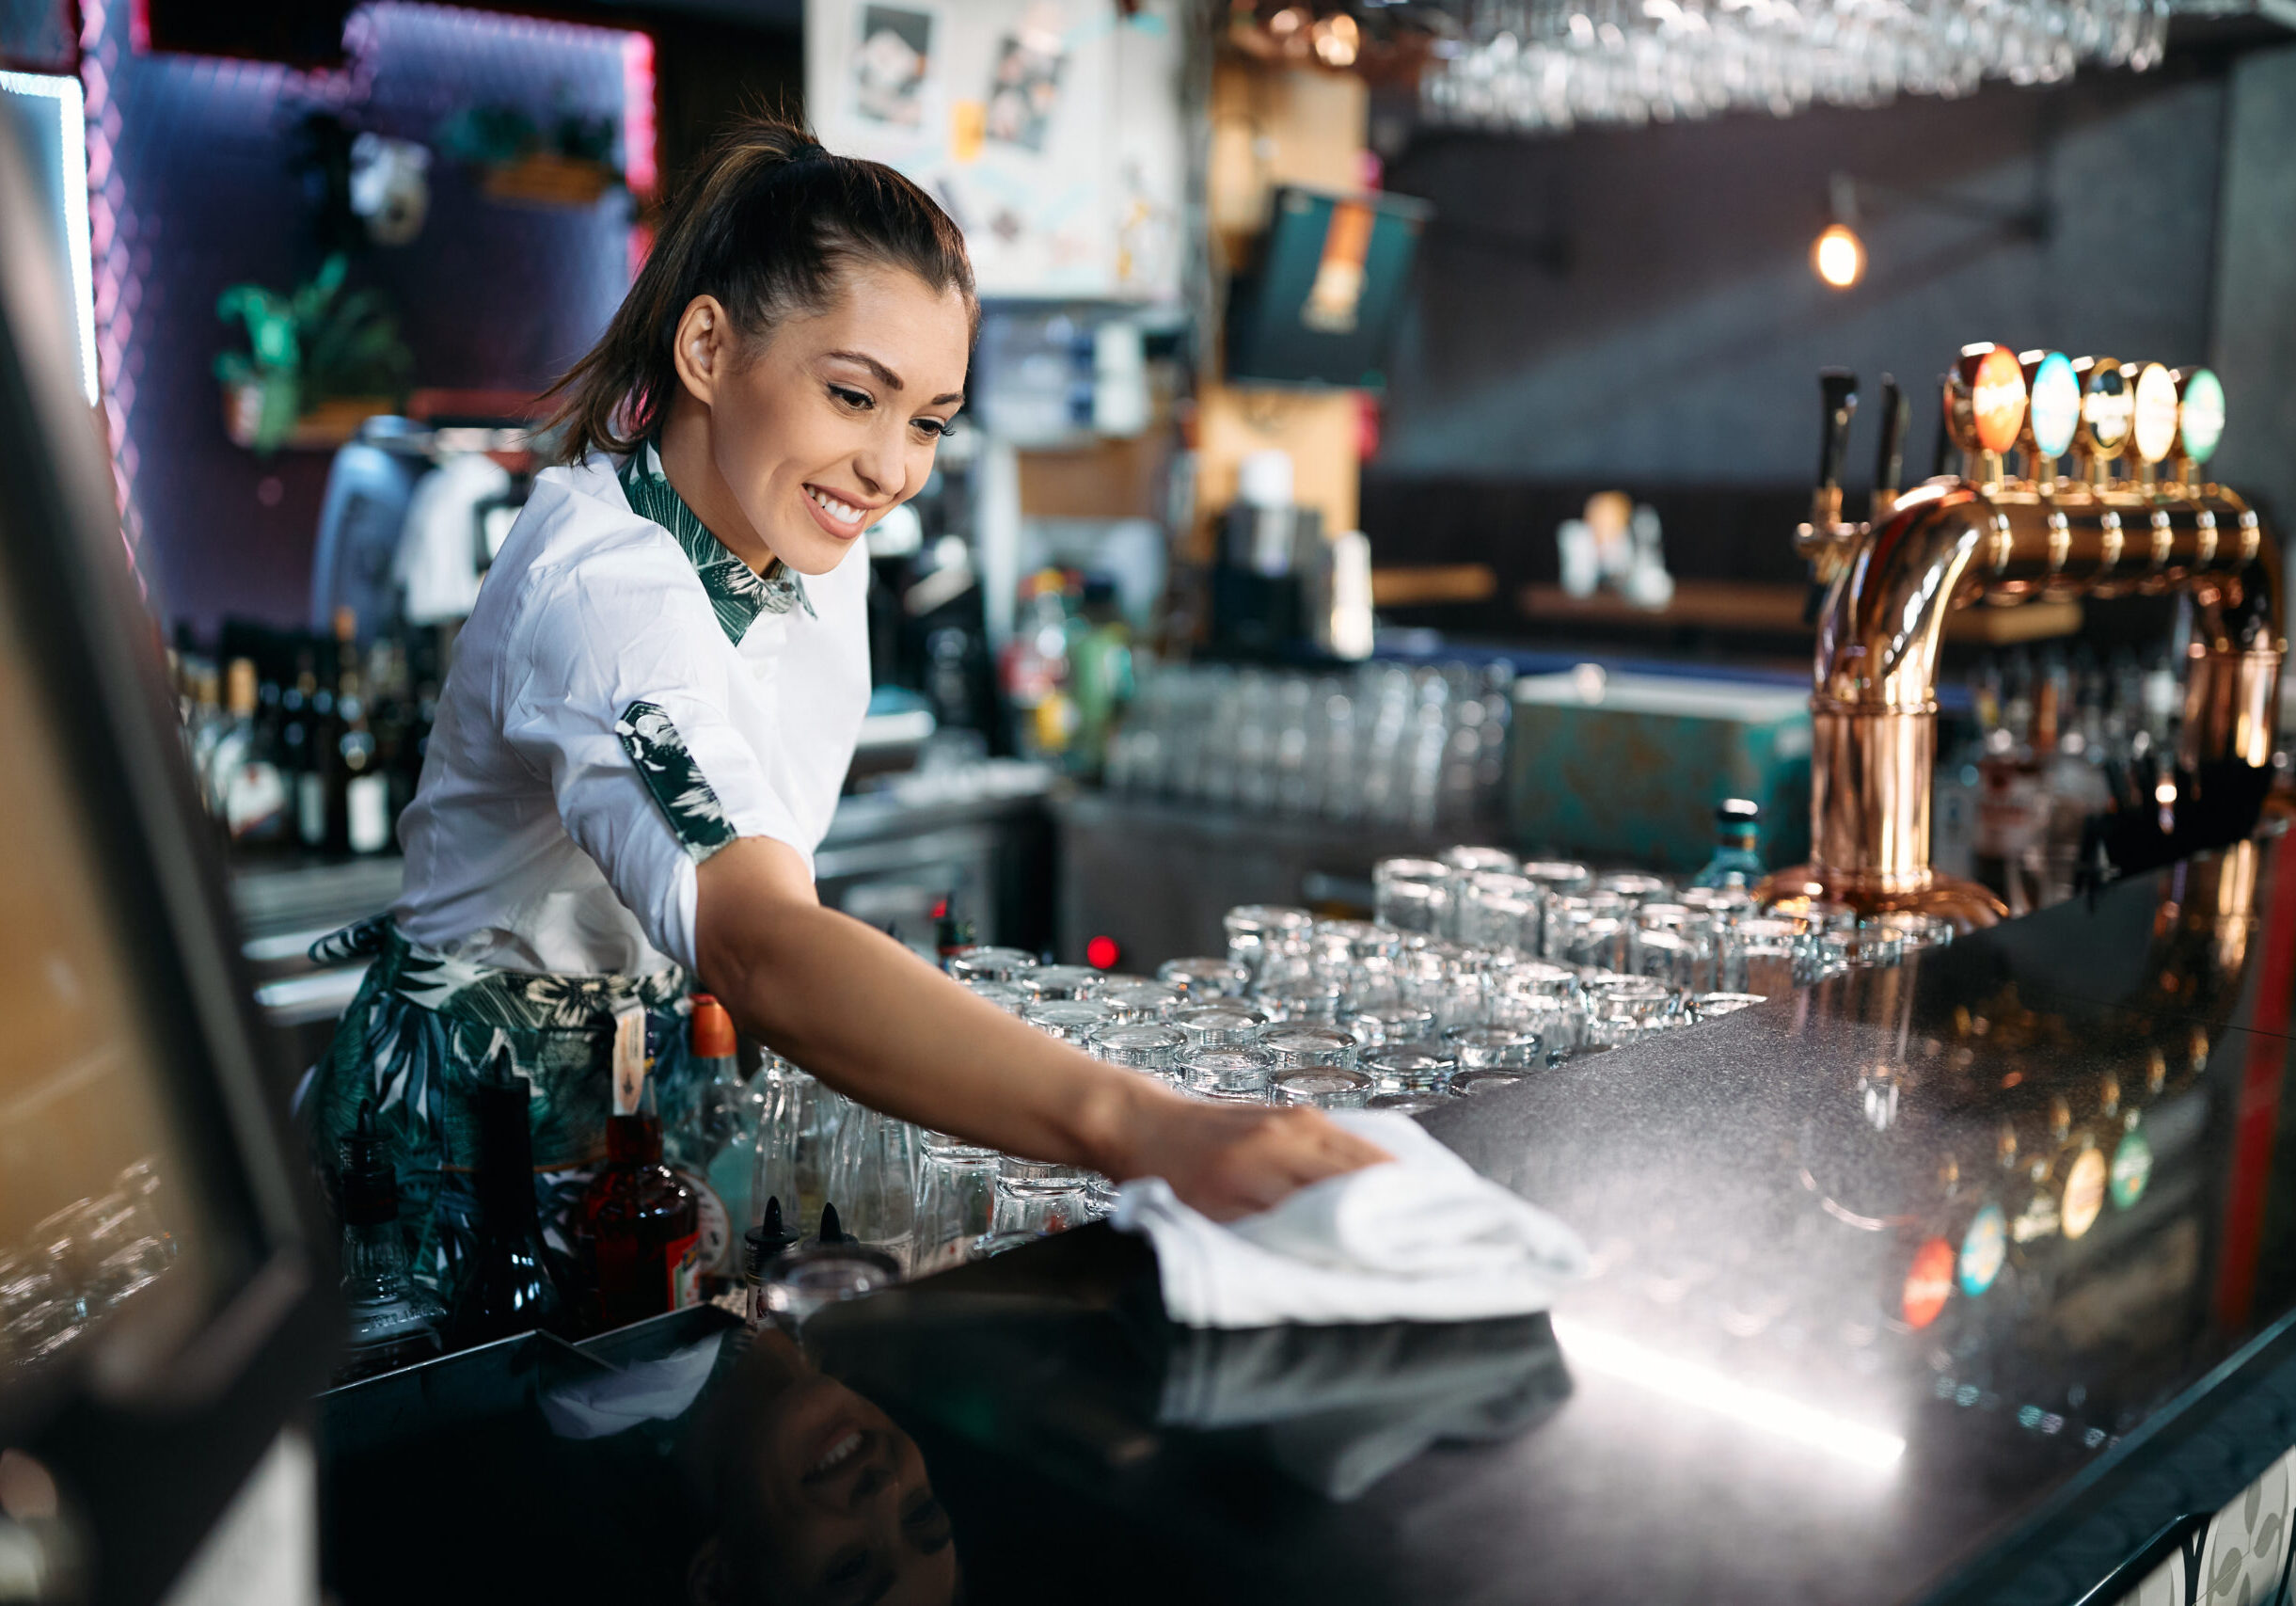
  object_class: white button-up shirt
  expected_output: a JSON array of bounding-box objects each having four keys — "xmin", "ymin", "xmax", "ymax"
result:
[{"xmin": 392, "ymin": 451, "xmax": 870, "ymax": 976}]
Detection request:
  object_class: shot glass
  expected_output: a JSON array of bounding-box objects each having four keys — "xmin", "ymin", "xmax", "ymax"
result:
[
  {"xmin": 1273, "ymin": 1067, "xmax": 1374, "ymax": 1109},
  {"xmin": 1260, "ymin": 1026, "xmax": 1360, "ymax": 1069},
  {"xmin": 1718, "ymin": 917, "xmax": 1810, "ymax": 996},
  {"xmin": 1084, "ymin": 978, "xmax": 1186, "ymax": 1020},
  {"xmin": 1173, "ymin": 1003, "xmax": 1269, "ymax": 1047},
  {"xmin": 1022, "ymin": 963, "xmax": 1104, "ymax": 1000},
  {"xmin": 1692, "ymin": 992, "xmax": 1768, "ymax": 1021},
  {"xmin": 1225, "ymin": 904, "xmax": 1315, "ymax": 986},
  {"xmin": 1175, "ymin": 1044, "xmax": 1276, "ymax": 1103},
  {"xmin": 1446, "ymin": 1024, "xmax": 1545, "ymax": 1072},
  {"xmin": 947, "ymin": 946, "xmax": 1038, "ymax": 983},
  {"xmin": 1157, "ymin": 956, "xmax": 1251, "ymax": 1000},
  {"xmin": 1345, "ymin": 1005, "xmax": 1438, "ymax": 1052},
  {"xmin": 1085, "ymin": 1022, "xmax": 1187, "ymax": 1078},
  {"xmin": 1373, "ymin": 857, "xmax": 1451, "ymax": 934},
  {"xmin": 755, "ymin": 1245, "xmax": 901, "ymax": 1334},
  {"xmin": 1022, "ymin": 998, "xmax": 1120, "ymax": 1043},
  {"xmin": 1364, "ymin": 1047, "xmax": 1456, "ymax": 1095}
]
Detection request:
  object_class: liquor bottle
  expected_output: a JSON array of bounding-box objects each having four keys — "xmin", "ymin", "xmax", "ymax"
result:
[
  {"xmin": 1692, "ymin": 799, "xmax": 1766, "ymax": 888},
  {"xmin": 335, "ymin": 1101, "xmax": 445, "ymax": 1382},
  {"xmin": 298, "ymin": 636, "xmax": 340, "ymax": 852},
  {"xmin": 740, "ymin": 1195, "xmax": 803, "ymax": 1333},
  {"xmin": 576, "ymin": 1010, "xmax": 702, "ymax": 1333},
  {"xmin": 326, "ymin": 609, "xmax": 391, "ymax": 855},
  {"xmin": 448, "ymin": 1050, "xmax": 562, "ymax": 1347},
  {"xmin": 207, "ymin": 658, "xmax": 289, "ymax": 844},
  {"xmin": 666, "ymin": 994, "xmax": 752, "ymax": 1287}
]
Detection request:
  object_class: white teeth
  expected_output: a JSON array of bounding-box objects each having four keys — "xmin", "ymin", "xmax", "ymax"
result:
[
  {"xmin": 811, "ymin": 1431, "xmax": 864, "ymax": 1476},
  {"xmin": 811, "ymin": 488, "xmax": 863, "ymax": 525}
]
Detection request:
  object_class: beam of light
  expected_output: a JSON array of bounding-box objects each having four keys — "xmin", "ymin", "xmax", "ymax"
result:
[
  {"xmin": 1551, "ymin": 1316, "xmax": 1908, "ymax": 1471},
  {"xmin": 0, "ymin": 71, "xmax": 98, "ymax": 404}
]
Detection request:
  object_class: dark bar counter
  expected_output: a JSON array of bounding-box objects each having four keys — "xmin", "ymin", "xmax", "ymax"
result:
[{"xmin": 318, "ymin": 828, "xmax": 2296, "ymax": 1606}]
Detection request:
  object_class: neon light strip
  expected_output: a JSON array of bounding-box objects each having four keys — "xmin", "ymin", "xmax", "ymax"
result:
[
  {"xmin": 1551, "ymin": 1317, "xmax": 1908, "ymax": 1471},
  {"xmin": 0, "ymin": 72, "xmax": 98, "ymax": 405}
]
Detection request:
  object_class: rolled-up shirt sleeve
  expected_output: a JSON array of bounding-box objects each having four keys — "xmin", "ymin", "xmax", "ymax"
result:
[{"xmin": 499, "ymin": 554, "xmax": 808, "ymax": 969}]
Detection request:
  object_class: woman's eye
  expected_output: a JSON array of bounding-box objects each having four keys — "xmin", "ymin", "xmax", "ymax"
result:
[
  {"xmin": 911, "ymin": 417, "xmax": 950, "ymax": 439},
  {"xmin": 831, "ymin": 385, "xmax": 872, "ymax": 410}
]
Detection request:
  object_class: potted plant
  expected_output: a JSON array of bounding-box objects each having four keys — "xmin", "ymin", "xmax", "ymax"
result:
[
  {"xmin": 214, "ymin": 254, "xmax": 415, "ymax": 453},
  {"xmin": 436, "ymin": 100, "xmax": 624, "ymax": 208}
]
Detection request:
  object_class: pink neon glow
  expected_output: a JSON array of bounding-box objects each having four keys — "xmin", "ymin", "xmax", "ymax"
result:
[
  {"xmin": 623, "ymin": 30, "xmax": 657, "ymax": 282},
  {"xmin": 622, "ymin": 31, "xmax": 657, "ymax": 196},
  {"xmin": 79, "ymin": 0, "xmax": 144, "ymax": 580}
]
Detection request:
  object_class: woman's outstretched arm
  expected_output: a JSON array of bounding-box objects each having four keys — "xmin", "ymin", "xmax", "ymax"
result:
[{"xmin": 692, "ymin": 835, "xmax": 1387, "ymax": 1221}]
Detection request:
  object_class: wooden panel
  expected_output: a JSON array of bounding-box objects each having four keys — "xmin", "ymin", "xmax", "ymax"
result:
[{"xmin": 1516, "ymin": 580, "xmax": 2083, "ymax": 644}]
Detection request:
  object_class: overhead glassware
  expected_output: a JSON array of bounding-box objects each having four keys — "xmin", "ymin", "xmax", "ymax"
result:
[{"xmin": 1417, "ymin": 0, "xmax": 2172, "ymax": 134}]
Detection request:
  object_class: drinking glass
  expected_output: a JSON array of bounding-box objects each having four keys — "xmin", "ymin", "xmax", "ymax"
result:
[
  {"xmin": 1157, "ymin": 956, "xmax": 1251, "ymax": 999},
  {"xmin": 1364, "ymin": 1047, "xmax": 1456, "ymax": 1095},
  {"xmin": 1446, "ymin": 1025, "xmax": 1545, "ymax": 1071},
  {"xmin": 827, "ymin": 1105, "xmax": 920, "ymax": 1270},
  {"xmin": 1255, "ymin": 975, "xmax": 1350, "ymax": 1024},
  {"xmin": 1086, "ymin": 1022, "xmax": 1187, "ymax": 1078},
  {"xmin": 1633, "ymin": 904, "xmax": 1718, "ymax": 992},
  {"xmin": 1519, "ymin": 860, "xmax": 1592, "ymax": 898},
  {"xmin": 1225, "ymin": 904, "xmax": 1315, "ymax": 986},
  {"xmin": 1450, "ymin": 1069, "xmax": 1534, "ymax": 1096},
  {"xmin": 1719, "ymin": 917, "xmax": 1811, "ymax": 996},
  {"xmin": 1022, "ymin": 963, "xmax": 1102, "ymax": 1000},
  {"xmin": 1273, "ymin": 1068, "xmax": 1374, "ymax": 1109},
  {"xmin": 1869, "ymin": 912, "xmax": 1956, "ymax": 950},
  {"xmin": 1692, "ymin": 992, "xmax": 1768, "ymax": 1021},
  {"xmin": 1681, "ymin": 884, "xmax": 1757, "ymax": 919},
  {"xmin": 1175, "ymin": 1044, "xmax": 1275, "ymax": 1102},
  {"xmin": 991, "ymin": 1182, "xmax": 1095, "ymax": 1238},
  {"xmin": 1764, "ymin": 896, "xmax": 1861, "ymax": 934},
  {"xmin": 755, "ymin": 1246, "xmax": 901, "ymax": 1333},
  {"xmin": 1083, "ymin": 978, "xmax": 1185, "ymax": 1020},
  {"xmin": 1021, "ymin": 999, "xmax": 1119, "ymax": 1042},
  {"xmin": 1583, "ymin": 976, "xmax": 1680, "ymax": 1047},
  {"xmin": 914, "ymin": 1158, "xmax": 1000, "ymax": 1273},
  {"xmin": 1346, "ymin": 1005, "xmax": 1438, "ymax": 1052},
  {"xmin": 1594, "ymin": 871, "xmax": 1673, "ymax": 908},
  {"xmin": 1367, "ymin": 1090, "xmax": 1458, "ymax": 1113},
  {"xmin": 1173, "ymin": 1003, "xmax": 1268, "ymax": 1047},
  {"xmin": 1373, "ymin": 857, "xmax": 1451, "ymax": 933},
  {"xmin": 1311, "ymin": 918, "xmax": 1401, "ymax": 978},
  {"xmin": 998, "ymin": 1155, "xmax": 1091, "ymax": 1198},
  {"xmin": 962, "ymin": 978, "xmax": 1037, "ymax": 1013},
  {"xmin": 1457, "ymin": 871, "xmax": 1541, "ymax": 954},
  {"xmin": 1259, "ymin": 1026, "xmax": 1359, "ymax": 1068},
  {"xmin": 947, "ymin": 946, "xmax": 1038, "ymax": 982},
  {"xmin": 1832, "ymin": 926, "xmax": 1907, "ymax": 970}
]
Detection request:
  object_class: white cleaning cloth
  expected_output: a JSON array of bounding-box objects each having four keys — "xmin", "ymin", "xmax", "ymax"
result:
[{"xmin": 1111, "ymin": 1110, "xmax": 1588, "ymax": 1328}]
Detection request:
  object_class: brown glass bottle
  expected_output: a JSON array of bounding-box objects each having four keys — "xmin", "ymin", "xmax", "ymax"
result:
[{"xmin": 576, "ymin": 1085, "xmax": 703, "ymax": 1333}]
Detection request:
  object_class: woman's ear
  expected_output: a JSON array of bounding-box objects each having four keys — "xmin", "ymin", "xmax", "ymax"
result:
[{"xmin": 671, "ymin": 294, "xmax": 735, "ymax": 408}]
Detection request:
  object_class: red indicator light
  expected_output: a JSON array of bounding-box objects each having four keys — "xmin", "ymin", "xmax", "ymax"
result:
[
  {"xmin": 1085, "ymin": 935, "xmax": 1120, "ymax": 970},
  {"xmin": 1902, "ymin": 1237, "xmax": 1956, "ymax": 1329}
]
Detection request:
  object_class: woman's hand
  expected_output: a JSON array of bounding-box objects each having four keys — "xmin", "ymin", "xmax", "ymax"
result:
[{"xmin": 1107, "ymin": 1092, "xmax": 1393, "ymax": 1222}]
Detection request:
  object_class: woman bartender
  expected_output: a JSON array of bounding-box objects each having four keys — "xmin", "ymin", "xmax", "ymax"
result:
[{"xmin": 301, "ymin": 119, "xmax": 1384, "ymax": 1296}]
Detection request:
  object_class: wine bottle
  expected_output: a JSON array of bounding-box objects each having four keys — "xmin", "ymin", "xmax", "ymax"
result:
[{"xmin": 449, "ymin": 1049, "xmax": 563, "ymax": 1347}]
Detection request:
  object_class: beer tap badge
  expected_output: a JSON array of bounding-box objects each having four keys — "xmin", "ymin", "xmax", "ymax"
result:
[
  {"xmin": 2176, "ymin": 367, "xmax": 2225, "ymax": 466},
  {"xmin": 1963, "ymin": 344, "xmax": 2026, "ymax": 455},
  {"xmin": 2078, "ymin": 357, "xmax": 2130, "ymax": 456},
  {"xmin": 2131, "ymin": 362, "xmax": 2178, "ymax": 465},
  {"xmin": 2022, "ymin": 351, "xmax": 2079, "ymax": 461}
]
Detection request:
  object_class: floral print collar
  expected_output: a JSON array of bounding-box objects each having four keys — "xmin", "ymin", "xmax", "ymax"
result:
[{"xmin": 617, "ymin": 440, "xmax": 814, "ymax": 645}]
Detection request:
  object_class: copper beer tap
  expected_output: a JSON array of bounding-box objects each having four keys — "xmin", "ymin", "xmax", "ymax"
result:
[{"xmin": 1767, "ymin": 344, "xmax": 2284, "ymax": 929}]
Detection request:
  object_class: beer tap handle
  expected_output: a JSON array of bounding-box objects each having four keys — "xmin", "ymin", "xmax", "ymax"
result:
[
  {"xmin": 1814, "ymin": 368, "xmax": 1859, "ymax": 524},
  {"xmin": 1870, "ymin": 374, "xmax": 1908, "ymax": 523},
  {"xmin": 1797, "ymin": 368, "xmax": 1860, "ymax": 589}
]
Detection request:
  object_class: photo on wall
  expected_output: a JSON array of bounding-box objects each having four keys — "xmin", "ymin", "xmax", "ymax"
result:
[
  {"xmin": 984, "ymin": 28, "xmax": 1064, "ymax": 151},
  {"xmin": 850, "ymin": 3, "xmax": 936, "ymax": 129}
]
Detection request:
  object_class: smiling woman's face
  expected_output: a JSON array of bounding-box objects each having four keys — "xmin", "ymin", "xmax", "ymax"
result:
[{"xmin": 665, "ymin": 263, "xmax": 971, "ymax": 579}]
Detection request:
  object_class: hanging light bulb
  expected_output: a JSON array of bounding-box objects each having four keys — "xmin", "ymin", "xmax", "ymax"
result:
[{"xmin": 1813, "ymin": 223, "xmax": 1864, "ymax": 289}]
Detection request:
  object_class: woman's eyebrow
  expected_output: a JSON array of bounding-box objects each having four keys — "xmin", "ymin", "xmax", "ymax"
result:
[{"xmin": 824, "ymin": 348, "xmax": 963, "ymax": 407}]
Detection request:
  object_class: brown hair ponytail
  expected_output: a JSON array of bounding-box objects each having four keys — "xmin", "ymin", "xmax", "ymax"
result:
[{"xmin": 543, "ymin": 117, "xmax": 976, "ymax": 464}]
